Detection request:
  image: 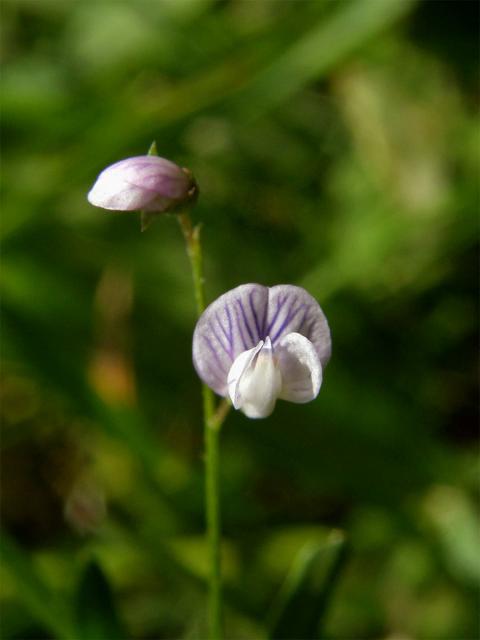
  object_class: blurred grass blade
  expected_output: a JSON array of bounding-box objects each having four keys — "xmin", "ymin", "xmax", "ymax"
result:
[
  {"xmin": 0, "ymin": 531, "xmax": 74, "ymax": 639},
  {"xmin": 267, "ymin": 530, "xmax": 347, "ymax": 640},
  {"xmin": 234, "ymin": 0, "xmax": 417, "ymax": 119},
  {"xmin": 423, "ymin": 486, "xmax": 480, "ymax": 587},
  {"xmin": 2, "ymin": 301, "xmax": 182, "ymax": 529},
  {"xmin": 75, "ymin": 560, "xmax": 126, "ymax": 640}
]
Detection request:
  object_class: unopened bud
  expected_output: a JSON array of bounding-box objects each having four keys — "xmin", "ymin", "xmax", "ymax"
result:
[{"xmin": 87, "ymin": 155, "xmax": 198, "ymax": 214}]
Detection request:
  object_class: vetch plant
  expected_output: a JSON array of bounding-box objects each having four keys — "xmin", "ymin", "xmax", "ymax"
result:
[
  {"xmin": 88, "ymin": 145, "xmax": 331, "ymax": 639},
  {"xmin": 193, "ymin": 284, "xmax": 331, "ymax": 418}
]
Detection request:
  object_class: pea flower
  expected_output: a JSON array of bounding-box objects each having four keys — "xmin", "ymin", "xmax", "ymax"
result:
[
  {"xmin": 193, "ymin": 284, "xmax": 331, "ymax": 419},
  {"xmin": 87, "ymin": 155, "xmax": 198, "ymax": 213}
]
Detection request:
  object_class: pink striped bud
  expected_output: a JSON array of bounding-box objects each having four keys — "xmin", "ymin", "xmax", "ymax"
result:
[{"xmin": 88, "ymin": 155, "xmax": 197, "ymax": 213}]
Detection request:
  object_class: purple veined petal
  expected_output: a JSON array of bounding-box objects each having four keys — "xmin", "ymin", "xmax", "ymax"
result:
[
  {"xmin": 192, "ymin": 283, "xmax": 331, "ymax": 398},
  {"xmin": 87, "ymin": 155, "xmax": 194, "ymax": 211},
  {"xmin": 266, "ymin": 285, "xmax": 331, "ymax": 368},
  {"xmin": 192, "ymin": 284, "xmax": 269, "ymax": 396},
  {"xmin": 276, "ymin": 332, "xmax": 322, "ymax": 403},
  {"xmin": 103, "ymin": 156, "xmax": 190, "ymax": 198}
]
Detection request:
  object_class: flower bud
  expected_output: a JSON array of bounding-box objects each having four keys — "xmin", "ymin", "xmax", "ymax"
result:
[{"xmin": 87, "ymin": 155, "xmax": 198, "ymax": 214}]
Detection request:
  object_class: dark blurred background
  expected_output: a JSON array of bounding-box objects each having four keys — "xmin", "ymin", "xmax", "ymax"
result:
[{"xmin": 1, "ymin": 0, "xmax": 478, "ymax": 638}]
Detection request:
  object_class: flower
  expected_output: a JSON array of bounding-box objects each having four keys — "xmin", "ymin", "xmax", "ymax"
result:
[
  {"xmin": 87, "ymin": 155, "xmax": 198, "ymax": 213},
  {"xmin": 193, "ymin": 284, "xmax": 331, "ymax": 418}
]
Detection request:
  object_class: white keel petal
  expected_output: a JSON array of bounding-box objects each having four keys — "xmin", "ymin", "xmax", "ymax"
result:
[
  {"xmin": 276, "ymin": 332, "xmax": 322, "ymax": 403},
  {"xmin": 227, "ymin": 338, "xmax": 281, "ymax": 419}
]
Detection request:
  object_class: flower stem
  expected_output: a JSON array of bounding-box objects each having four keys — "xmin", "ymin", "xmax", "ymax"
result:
[
  {"xmin": 204, "ymin": 416, "xmax": 222, "ymax": 638},
  {"xmin": 177, "ymin": 212, "xmax": 228, "ymax": 639},
  {"xmin": 177, "ymin": 213, "xmax": 206, "ymax": 313}
]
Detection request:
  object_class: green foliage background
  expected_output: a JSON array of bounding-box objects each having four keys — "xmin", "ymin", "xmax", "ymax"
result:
[{"xmin": 1, "ymin": 0, "xmax": 478, "ymax": 638}]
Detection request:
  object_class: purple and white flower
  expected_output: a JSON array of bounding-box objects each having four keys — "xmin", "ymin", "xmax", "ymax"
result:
[
  {"xmin": 87, "ymin": 155, "xmax": 197, "ymax": 213},
  {"xmin": 193, "ymin": 284, "xmax": 331, "ymax": 419}
]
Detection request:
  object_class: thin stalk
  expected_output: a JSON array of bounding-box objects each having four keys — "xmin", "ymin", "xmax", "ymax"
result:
[
  {"xmin": 205, "ymin": 416, "xmax": 222, "ymax": 638},
  {"xmin": 177, "ymin": 213, "xmax": 206, "ymax": 314},
  {"xmin": 178, "ymin": 211, "xmax": 228, "ymax": 639}
]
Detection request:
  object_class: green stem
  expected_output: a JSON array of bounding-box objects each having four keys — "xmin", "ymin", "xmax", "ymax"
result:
[
  {"xmin": 178, "ymin": 213, "xmax": 206, "ymax": 313},
  {"xmin": 205, "ymin": 415, "xmax": 222, "ymax": 638},
  {"xmin": 178, "ymin": 211, "xmax": 228, "ymax": 639}
]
